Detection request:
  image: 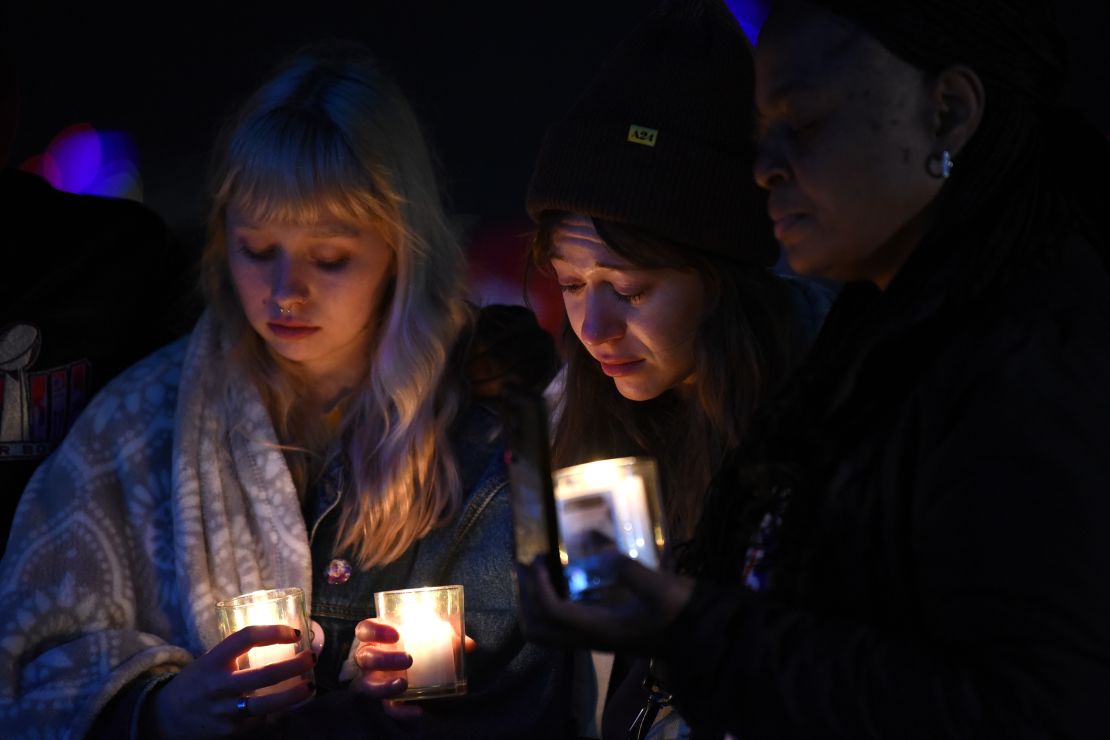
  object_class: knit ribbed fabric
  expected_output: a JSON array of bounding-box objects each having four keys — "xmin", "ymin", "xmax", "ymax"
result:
[{"xmin": 526, "ymin": 0, "xmax": 777, "ymax": 265}]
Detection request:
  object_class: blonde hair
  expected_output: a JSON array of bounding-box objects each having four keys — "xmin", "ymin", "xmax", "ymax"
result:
[{"xmin": 202, "ymin": 43, "xmax": 472, "ymax": 568}]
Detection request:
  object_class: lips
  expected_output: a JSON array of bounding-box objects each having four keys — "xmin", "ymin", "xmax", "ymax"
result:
[
  {"xmin": 768, "ymin": 197, "xmax": 810, "ymax": 243},
  {"xmin": 596, "ymin": 357, "xmax": 645, "ymax": 377},
  {"xmin": 267, "ymin": 322, "xmax": 320, "ymax": 340},
  {"xmin": 772, "ymin": 213, "xmax": 808, "ymax": 241}
]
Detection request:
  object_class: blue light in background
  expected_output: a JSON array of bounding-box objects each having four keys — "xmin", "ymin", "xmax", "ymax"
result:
[
  {"xmin": 19, "ymin": 123, "xmax": 143, "ymax": 201},
  {"xmin": 49, "ymin": 123, "xmax": 100, "ymax": 193},
  {"xmin": 723, "ymin": 0, "xmax": 771, "ymax": 43}
]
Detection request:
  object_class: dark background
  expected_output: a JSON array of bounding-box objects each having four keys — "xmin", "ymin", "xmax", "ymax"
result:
[
  {"xmin": 4, "ymin": 0, "xmax": 1109, "ymax": 248},
  {"xmin": 3, "ymin": 1, "xmax": 655, "ymax": 247}
]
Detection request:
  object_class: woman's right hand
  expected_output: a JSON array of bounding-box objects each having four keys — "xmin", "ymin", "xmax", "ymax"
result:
[
  {"xmin": 515, "ymin": 552, "xmax": 695, "ymax": 654},
  {"xmin": 149, "ymin": 624, "xmax": 315, "ymax": 739}
]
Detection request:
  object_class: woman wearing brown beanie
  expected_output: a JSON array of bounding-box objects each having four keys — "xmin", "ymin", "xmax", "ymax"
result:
[
  {"xmin": 521, "ymin": 0, "xmax": 1110, "ymax": 737},
  {"xmin": 525, "ymin": 0, "xmax": 831, "ymax": 736},
  {"xmin": 528, "ymin": 0, "xmax": 830, "ymax": 545}
]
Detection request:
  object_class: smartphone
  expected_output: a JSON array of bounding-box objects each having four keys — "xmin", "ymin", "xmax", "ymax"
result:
[{"xmin": 496, "ymin": 387, "xmax": 569, "ymax": 599}]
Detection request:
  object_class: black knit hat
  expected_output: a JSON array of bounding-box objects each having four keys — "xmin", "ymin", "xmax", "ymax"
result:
[{"xmin": 526, "ymin": 0, "xmax": 777, "ymax": 266}]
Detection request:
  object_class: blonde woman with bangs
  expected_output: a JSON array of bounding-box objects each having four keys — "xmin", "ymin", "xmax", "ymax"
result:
[{"xmin": 0, "ymin": 43, "xmax": 572, "ymax": 739}]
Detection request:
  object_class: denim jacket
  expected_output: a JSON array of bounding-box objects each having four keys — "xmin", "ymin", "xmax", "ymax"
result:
[{"xmin": 303, "ymin": 402, "xmax": 576, "ymax": 739}]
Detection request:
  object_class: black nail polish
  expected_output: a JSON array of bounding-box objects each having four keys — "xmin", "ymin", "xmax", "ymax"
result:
[{"xmin": 294, "ymin": 628, "xmax": 302, "ymax": 638}]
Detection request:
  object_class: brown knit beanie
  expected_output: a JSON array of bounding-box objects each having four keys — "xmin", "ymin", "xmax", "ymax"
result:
[{"xmin": 526, "ymin": 0, "xmax": 777, "ymax": 266}]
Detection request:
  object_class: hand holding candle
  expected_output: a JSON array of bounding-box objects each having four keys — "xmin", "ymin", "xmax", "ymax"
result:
[
  {"xmin": 347, "ymin": 619, "xmax": 421, "ymax": 722},
  {"xmin": 215, "ymin": 587, "xmax": 315, "ymax": 697},
  {"xmin": 371, "ymin": 585, "xmax": 467, "ymax": 700},
  {"xmin": 349, "ymin": 619, "xmax": 413, "ymax": 695},
  {"xmin": 553, "ymin": 457, "xmax": 666, "ymax": 602},
  {"xmin": 515, "ymin": 552, "xmax": 694, "ymax": 654},
  {"xmin": 147, "ymin": 623, "xmax": 315, "ymax": 739}
]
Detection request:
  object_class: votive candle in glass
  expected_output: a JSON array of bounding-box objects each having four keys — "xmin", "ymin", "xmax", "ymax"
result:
[
  {"xmin": 215, "ymin": 587, "xmax": 313, "ymax": 696},
  {"xmin": 552, "ymin": 456, "xmax": 666, "ymax": 602},
  {"xmin": 373, "ymin": 584, "xmax": 467, "ymax": 700}
]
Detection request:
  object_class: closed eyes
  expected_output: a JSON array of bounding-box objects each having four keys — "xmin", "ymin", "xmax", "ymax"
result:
[{"xmin": 558, "ymin": 282, "xmax": 646, "ymax": 304}]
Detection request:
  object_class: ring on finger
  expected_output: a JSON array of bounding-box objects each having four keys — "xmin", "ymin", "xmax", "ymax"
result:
[{"xmin": 236, "ymin": 695, "xmax": 250, "ymax": 718}]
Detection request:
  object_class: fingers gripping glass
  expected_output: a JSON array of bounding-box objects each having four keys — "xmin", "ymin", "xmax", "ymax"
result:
[
  {"xmin": 498, "ymin": 388, "xmax": 667, "ymax": 603},
  {"xmin": 215, "ymin": 587, "xmax": 314, "ymax": 697},
  {"xmin": 373, "ymin": 585, "xmax": 467, "ymax": 700},
  {"xmin": 553, "ymin": 457, "xmax": 665, "ymax": 602}
]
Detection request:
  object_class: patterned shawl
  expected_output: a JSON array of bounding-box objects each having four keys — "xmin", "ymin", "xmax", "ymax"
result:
[{"xmin": 0, "ymin": 312, "xmax": 312, "ymax": 738}]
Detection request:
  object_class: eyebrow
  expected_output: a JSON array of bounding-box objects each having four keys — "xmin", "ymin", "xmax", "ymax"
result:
[{"xmin": 548, "ymin": 250, "xmax": 639, "ymax": 272}]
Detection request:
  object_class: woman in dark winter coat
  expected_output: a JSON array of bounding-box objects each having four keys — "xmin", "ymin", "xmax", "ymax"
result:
[{"xmin": 518, "ymin": 1, "xmax": 1110, "ymax": 737}]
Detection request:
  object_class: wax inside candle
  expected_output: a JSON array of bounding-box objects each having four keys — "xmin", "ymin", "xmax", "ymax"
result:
[
  {"xmin": 614, "ymin": 475, "xmax": 657, "ymax": 567},
  {"xmin": 554, "ymin": 457, "xmax": 665, "ymax": 601},
  {"xmin": 398, "ymin": 608, "xmax": 457, "ymax": 689},
  {"xmin": 247, "ymin": 641, "xmax": 297, "ymax": 668},
  {"xmin": 243, "ymin": 602, "xmax": 300, "ymax": 696}
]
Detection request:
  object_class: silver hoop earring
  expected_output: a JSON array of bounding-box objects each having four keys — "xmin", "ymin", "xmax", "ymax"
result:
[{"xmin": 927, "ymin": 150, "xmax": 954, "ymax": 179}]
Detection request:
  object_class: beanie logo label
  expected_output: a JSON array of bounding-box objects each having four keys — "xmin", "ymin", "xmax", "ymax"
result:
[{"xmin": 627, "ymin": 125, "xmax": 658, "ymax": 147}]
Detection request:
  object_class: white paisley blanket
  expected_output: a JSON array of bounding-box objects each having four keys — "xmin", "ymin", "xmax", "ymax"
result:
[{"xmin": 0, "ymin": 312, "xmax": 312, "ymax": 738}]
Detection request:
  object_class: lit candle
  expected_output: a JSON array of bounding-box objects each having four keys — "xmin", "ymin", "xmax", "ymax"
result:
[
  {"xmin": 611, "ymin": 473, "xmax": 658, "ymax": 567},
  {"xmin": 396, "ymin": 607, "xmax": 458, "ymax": 689},
  {"xmin": 553, "ymin": 457, "xmax": 665, "ymax": 600},
  {"xmin": 373, "ymin": 585, "xmax": 466, "ymax": 699},
  {"xmin": 215, "ymin": 588, "xmax": 312, "ymax": 697},
  {"xmin": 243, "ymin": 601, "xmax": 301, "ymax": 696}
]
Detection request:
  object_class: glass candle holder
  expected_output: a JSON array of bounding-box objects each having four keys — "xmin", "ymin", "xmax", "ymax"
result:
[
  {"xmin": 373, "ymin": 584, "xmax": 467, "ymax": 700},
  {"xmin": 553, "ymin": 456, "xmax": 666, "ymax": 602},
  {"xmin": 215, "ymin": 587, "xmax": 313, "ymax": 697}
]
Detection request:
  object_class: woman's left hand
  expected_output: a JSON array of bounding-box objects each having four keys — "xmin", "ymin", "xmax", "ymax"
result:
[
  {"xmin": 515, "ymin": 552, "xmax": 695, "ymax": 654},
  {"xmin": 349, "ymin": 619, "xmax": 478, "ymax": 721},
  {"xmin": 349, "ymin": 620, "xmax": 421, "ymax": 720}
]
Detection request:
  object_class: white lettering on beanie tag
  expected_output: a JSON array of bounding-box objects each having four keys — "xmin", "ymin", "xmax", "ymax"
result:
[{"xmin": 627, "ymin": 125, "xmax": 658, "ymax": 147}]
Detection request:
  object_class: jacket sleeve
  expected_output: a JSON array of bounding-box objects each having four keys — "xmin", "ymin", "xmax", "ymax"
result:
[{"xmin": 657, "ymin": 317, "xmax": 1110, "ymax": 739}]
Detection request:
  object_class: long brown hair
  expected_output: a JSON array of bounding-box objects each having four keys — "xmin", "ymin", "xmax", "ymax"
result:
[{"xmin": 532, "ymin": 211, "xmax": 802, "ymax": 541}]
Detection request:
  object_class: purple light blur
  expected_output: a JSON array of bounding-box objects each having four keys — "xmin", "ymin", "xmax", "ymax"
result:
[
  {"xmin": 723, "ymin": 0, "xmax": 771, "ymax": 43},
  {"xmin": 19, "ymin": 123, "xmax": 142, "ymax": 201},
  {"xmin": 49, "ymin": 123, "xmax": 101, "ymax": 193},
  {"xmin": 87, "ymin": 158, "xmax": 142, "ymax": 200}
]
